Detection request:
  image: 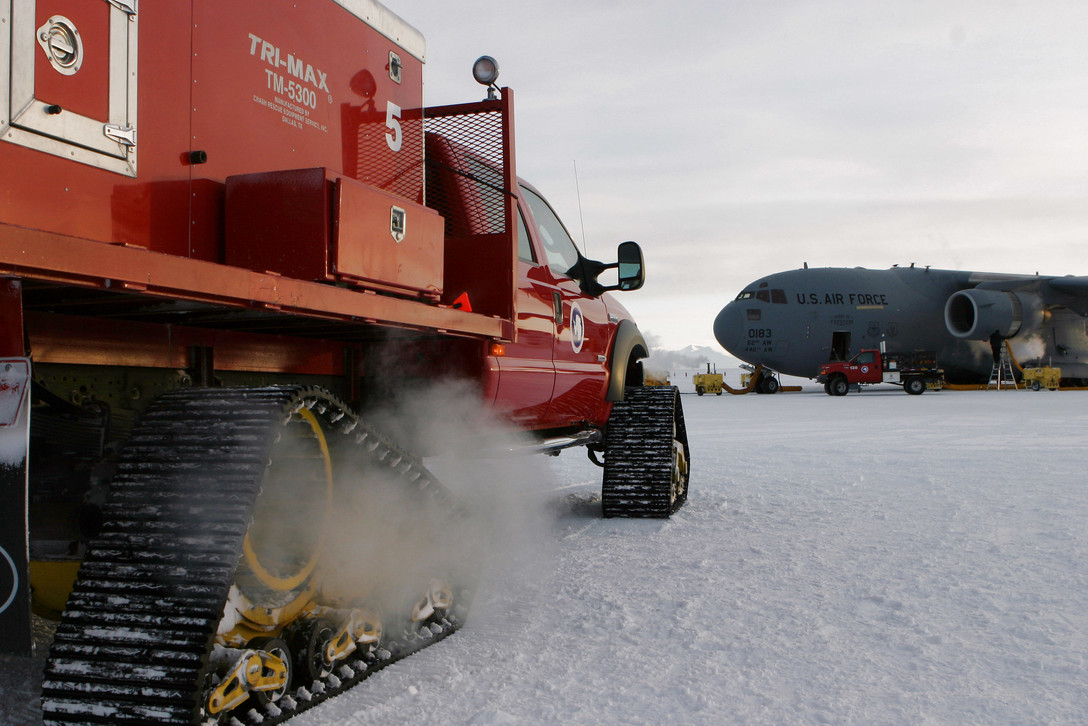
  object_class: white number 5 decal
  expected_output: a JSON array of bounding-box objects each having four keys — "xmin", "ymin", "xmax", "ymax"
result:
[{"xmin": 385, "ymin": 102, "xmax": 403, "ymax": 152}]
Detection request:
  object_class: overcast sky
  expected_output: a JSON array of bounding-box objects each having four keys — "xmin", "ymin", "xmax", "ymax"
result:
[{"xmin": 400, "ymin": 0, "xmax": 1088, "ymax": 351}]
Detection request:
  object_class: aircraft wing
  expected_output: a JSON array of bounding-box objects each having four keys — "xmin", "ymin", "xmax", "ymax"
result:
[
  {"xmin": 948, "ymin": 273, "xmax": 1088, "ymax": 337},
  {"xmin": 1046, "ymin": 276, "xmax": 1088, "ymax": 316},
  {"xmin": 1047, "ymin": 276, "xmax": 1088, "ymax": 294},
  {"xmin": 972, "ymin": 274, "xmax": 1088, "ymax": 306}
]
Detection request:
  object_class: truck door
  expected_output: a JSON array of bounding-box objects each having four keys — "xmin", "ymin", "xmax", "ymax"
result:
[
  {"xmin": 519, "ymin": 186, "xmax": 610, "ymax": 426},
  {"xmin": 489, "ymin": 210, "xmax": 557, "ymax": 425},
  {"xmin": 852, "ymin": 350, "xmax": 882, "ymax": 383}
]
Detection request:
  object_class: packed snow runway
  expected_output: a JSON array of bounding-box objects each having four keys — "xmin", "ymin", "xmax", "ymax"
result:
[{"xmin": 3, "ymin": 386, "xmax": 1087, "ymax": 724}]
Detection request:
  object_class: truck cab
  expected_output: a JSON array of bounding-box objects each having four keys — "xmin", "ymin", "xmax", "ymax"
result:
[
  {"xmin": 499, "ymin": 181, "xmax": 644, "ymax": 428},
  {"xmin": 421, "ymin": 126, "xmax": 647, "ymax": 435}
]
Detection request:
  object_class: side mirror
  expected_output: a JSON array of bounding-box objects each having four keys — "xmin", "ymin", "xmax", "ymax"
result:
[
  {"xmin": 616, "ymin": 241, "xmax": 644, "ymax": 291},
  {"xmin": 577, "ymin": 241, "xmax": 646, "ymax": 296}
]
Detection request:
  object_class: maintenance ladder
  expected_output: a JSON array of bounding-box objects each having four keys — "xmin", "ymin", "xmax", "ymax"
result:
[{"xmin": 987, "ymin": 345, "xmax": 1019, "ymax": 390}]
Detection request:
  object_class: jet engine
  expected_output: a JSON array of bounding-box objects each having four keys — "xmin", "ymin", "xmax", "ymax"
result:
[{"xmin": 944, "ymin": 289, "xmax": 1038, "ymax": 339}]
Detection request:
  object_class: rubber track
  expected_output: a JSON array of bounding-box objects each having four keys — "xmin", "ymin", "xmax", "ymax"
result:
[
  {"xmin": 601, "ymin": 386, "xmax": 690, "ymax": 518},
  {"xmin": 40, "ymin": 386, "xmax": 464, "ymax": 725}
]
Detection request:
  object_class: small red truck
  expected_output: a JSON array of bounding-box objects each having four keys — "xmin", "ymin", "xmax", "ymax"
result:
[{"xmin": 817, "ymin": 345, "xmax": 944, "ymax": 395}]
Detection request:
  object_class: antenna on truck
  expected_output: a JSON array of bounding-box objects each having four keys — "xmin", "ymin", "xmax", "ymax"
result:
[{"xmin": 574, "ymin": 159, "xmax": 588, "ymax": 254}]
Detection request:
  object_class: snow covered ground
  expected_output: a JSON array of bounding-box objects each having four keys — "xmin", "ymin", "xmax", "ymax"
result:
[{"xmin": 3, "ymin": 386, "xmax": 1087, "ymax": 724}]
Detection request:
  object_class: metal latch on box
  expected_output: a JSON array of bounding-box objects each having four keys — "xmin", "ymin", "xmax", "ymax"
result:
[
  {"xmin": 388, "ymin": 52, "xmax": 402, "ymax": 83},
  {"xmin": 390, "ymin": 206, "xmax": 406, "ymax": 243},
  {"xmin": 108, "ymin": 0, "xmax": 138, "ymax": 16},
  {"xmin": 104, "ymin": 124, "xmax": 136, "ymax": 148}
]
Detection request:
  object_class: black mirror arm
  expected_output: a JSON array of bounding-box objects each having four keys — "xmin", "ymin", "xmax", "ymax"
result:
[{"xmin": 576, "ymin": 258, "xmax": 612, "ymax": 297}]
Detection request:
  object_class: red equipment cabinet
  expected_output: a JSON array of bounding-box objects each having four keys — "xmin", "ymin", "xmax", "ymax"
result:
[{"xmin": 225, "ymin": 168, "xmax": 445, "ymax": 298}]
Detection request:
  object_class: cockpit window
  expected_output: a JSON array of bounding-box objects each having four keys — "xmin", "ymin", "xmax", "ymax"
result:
[
  {"xmin": 735, "ymin": 291, "xmax": 755, "ymax": 301},
  {"xmin": 771, "ymin": 289, "xmax": 787, "ymax": 304},
  {"xmin": 756, "ymin": 290, "xmax": 770, "ymax": 302}
]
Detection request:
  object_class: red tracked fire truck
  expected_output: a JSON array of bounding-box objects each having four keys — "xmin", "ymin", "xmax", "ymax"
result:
[{"xmin": 0, "ymin": 2, "xmax": 689, "ymax": 723}]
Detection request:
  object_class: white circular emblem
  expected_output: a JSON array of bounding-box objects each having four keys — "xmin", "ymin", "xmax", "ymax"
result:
[
  {"xmin": 569, "ymin": 302, "xmax": 585, "ymax": 354},
  {"xmin": 861, "ymin": 365, "xmax": 869, "ymax": 373},
  {"xmin": 0, "ymin": 546, "xmax": 18, "ymax": 615}
]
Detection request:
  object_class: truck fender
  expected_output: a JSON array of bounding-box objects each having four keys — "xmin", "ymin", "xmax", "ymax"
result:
[{"xmin": 606, "ymin": 320, "xmax": 649, "ymax": 402}]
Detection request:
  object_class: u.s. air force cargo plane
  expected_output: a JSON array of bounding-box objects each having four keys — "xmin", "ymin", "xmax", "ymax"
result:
[{"xmin": 713, "ymin": 266, "xmax": 1088, "ymax": 386}]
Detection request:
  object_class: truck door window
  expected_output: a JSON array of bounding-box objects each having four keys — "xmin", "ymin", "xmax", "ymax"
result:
[
  {"xmin": 517, "ymin": 210, "xmax": 536, "ymax": 263},
  {"xmin": 521, "ymin": 186, "xmax": 581, "ymax": 279},
  {"xmin": 856, "ymin": 351, "xmax": 875, "ymax": 365}
]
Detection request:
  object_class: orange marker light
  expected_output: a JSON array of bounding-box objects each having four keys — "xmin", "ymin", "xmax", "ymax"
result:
[{"xmin": 489, "ymin": 342, "xmax": 506, "ymax": 357}]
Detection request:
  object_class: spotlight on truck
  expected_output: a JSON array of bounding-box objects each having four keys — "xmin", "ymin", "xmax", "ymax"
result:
[{"xmin": 473, "ymin": 55, "xmax": 500, "ymax": 99}]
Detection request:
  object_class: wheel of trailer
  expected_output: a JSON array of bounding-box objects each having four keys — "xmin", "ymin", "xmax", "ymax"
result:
[
  {"xmin": 763, "ymin": 376, "xmax": 780, "ymax": 394},
  {"xmin": 246, "ymin": 636, "xmax": 293, "ymax": 706},
  {"xmin": 602, "ymin": 386, "xmax": 690, "ymax": 518},
  {"xmin": 829, "ymin": 376, "xmax": 849, "ymax": 396},
  {"xmin": 284, "ymin": 616, "xmax": 337, "ymax": 682},
  {"xmin": 696, "ymin": 386, "xmax": 704, "ymax": 396},
  {"xmin": 904, "ymin": 376, "xmax": 926, "ymax": 395},
  {"xmin": 1032, "ymin": 381, "xmax": 1041, "ymax": 391},
  {"xmin": 229, "ymin": 405, "xmax": 335, "ymax": 637}
]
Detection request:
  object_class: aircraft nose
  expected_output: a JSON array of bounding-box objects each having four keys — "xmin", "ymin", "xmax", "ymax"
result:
[{"xmin": 713, "ymin": 302, "xmax": 745, "ymax": 356}]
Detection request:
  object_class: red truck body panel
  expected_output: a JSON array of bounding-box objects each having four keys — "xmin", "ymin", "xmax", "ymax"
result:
[
  {"xmin": 0, "ymin": 0, "xmax": 631, "ymax": 430},
  {"xmin": 1, "ymin": 0, "xmax": 510, "ymax": 342},
  {"xmin": 3, "ymin": 0, "xmax": 424, "ymax": 255}
]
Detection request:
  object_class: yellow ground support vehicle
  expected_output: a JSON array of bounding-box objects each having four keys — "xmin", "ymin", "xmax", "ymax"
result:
[
  {"xmin": 693, "ymin": 365, "xmax": 724, "ymax": 396},
  {"xmin": 1022, "ymin": 367, "xmax": 1062, "ymax": 391}
]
